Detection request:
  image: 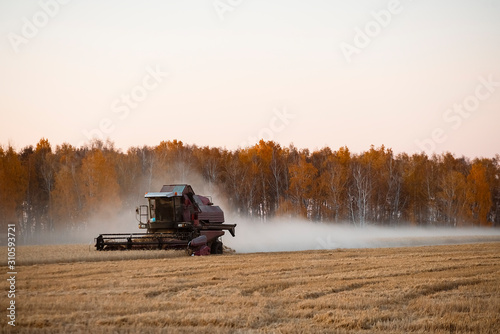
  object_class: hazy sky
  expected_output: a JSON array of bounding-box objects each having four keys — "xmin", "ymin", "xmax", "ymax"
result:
[{"xmin": 1, "ymin": 0, "xmax": 499, "ymax": 158}]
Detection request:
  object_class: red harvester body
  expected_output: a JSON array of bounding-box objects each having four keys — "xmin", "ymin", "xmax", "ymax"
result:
[{"xmin": 95, "ymin": 184, "xmax": 236, "ymax": 255}]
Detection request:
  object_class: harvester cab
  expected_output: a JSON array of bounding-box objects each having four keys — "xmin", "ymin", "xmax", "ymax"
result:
[{"xmin": 95, "ymin": 184, "xmax": 236, "ymax": 255}]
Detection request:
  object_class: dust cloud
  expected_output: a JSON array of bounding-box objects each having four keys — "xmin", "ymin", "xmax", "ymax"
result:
[
  {"xmin": 21, "ymin": 209, "xmax": 145, "ymax": 246},
  {"xmin": 21, "ymin": 174, "xmax": 500, "ymax": 252},
  {"xmin": 222, "ymin": 217, "xmax": 500, "ymax": 253}
]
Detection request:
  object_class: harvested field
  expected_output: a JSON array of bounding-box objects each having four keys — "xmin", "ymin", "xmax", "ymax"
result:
[{"xmin": 3, "ymin": 242, "xmax": 500, "ymax": 333}]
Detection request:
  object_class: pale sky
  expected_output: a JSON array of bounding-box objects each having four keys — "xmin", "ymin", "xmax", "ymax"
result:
[{"xmin": 1, "ymin": 0, "xmax": 499, "ymax": 158}]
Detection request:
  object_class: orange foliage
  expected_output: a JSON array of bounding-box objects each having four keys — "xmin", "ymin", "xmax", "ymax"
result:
[
  {"xmin": 1, "ymin": 138, "xmax": 499, "ymax": 235},
  {"xmin": 466, "ymin": 163, "xmax": 492, "ymax": 225},
  {"xmin": 0, "ymin": 145, "xmax": 27, "ymax": 226}
]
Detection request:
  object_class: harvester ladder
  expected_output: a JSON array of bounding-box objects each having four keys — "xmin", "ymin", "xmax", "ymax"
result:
[{"xmin": 136, "ymin": 205, "xmax": 148, "ymax": 226}]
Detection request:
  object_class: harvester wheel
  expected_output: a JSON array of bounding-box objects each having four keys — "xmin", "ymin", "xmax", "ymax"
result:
[{"xmin": 211, "ymin": 240, "xmax": 223, "ymax": 255}]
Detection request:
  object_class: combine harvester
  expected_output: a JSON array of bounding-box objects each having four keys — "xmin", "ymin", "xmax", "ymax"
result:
[{"xmin": 95, "ymin": 184, "xmax": 236, "ymax": 255}]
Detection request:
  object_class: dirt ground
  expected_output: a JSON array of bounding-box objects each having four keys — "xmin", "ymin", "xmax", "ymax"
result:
[{"xmin": 3, "ymin": 241, "xmax": 500, "ymax": 333}]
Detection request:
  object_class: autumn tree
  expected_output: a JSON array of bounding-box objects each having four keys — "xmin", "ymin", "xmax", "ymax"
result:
[
  {"xmin": 239, "ymin": 141, "xmax": 290, "ymax": 218},
  {"xmin": 466, "ymin": 162, "xmax": 492, "ymax": 225},
  {"xmin": 16, "ymin": 138, "xmax": 57, "ymax": 239},
  {"xmin": 114, "ymin": 147, "xmax": 146, "ymax": 209},
  {"xmin": 36, "ymin": 139, "xmax": 57, "ymax": 231},
  {"xmin": 255, "ymin": 141, "xmax": 287, "ymax": 215},
  {"xmin": 0, "ymin": 145, "xmax": 27, "ymax": 230},
  {"xmin": 472, "ymin": 157, "xmax": 500, "ymax": 226},
  {"xmin": 288, "ymin": 153, "xmax": 317, "ymax": 218},
  {"xmin": 385, "ymin": 153, "xmax": 406, "ymax": 224},
  {"xmin": 193, "ymin": 146, "xmax": 224, "ymax": 191},
  {"xmin": 360, "ymin": 145, "xmax": 400, "ymax": 224},
  {"xmin": 19, "ymin": 145, "xmax": 36, "ymax": 238},
  {"xmin": 437, "ymin": 170, "xmax": 467, "ymax": 226},
  {"xmin": 348, "ymin": 157, "xmax": 371, "ymax": 227},
  {"xmin": 131, "ymin": 145, "xmax": 156, "ymax": 191},
  {"xmin": 241, "ymin": 147, "xmax": 263, "ymax": 217},
  {"xmin": 221, "ymin": 149, "xmax": 252, "ymax": 215},
  {"xmin": 491, "ymin": 155, "xmax": 500, "ymax": 227},
  {"xmin": 78, "ymin": 148, "xmax": 121, "ymax": 220},
  {"xmin": 50, "ymin": 143, "xmax": 82, "ymax": 232},
  {"xmin": 154, "ymin": 140, "xmax": 193, "ymax": 185},
  {"xmin": 312, "ymin": 147, "xmax": 350, "ymax": 222},
  {"xmin": 403, "ymin": 153, "xmax": 432, "ymax": 225}
]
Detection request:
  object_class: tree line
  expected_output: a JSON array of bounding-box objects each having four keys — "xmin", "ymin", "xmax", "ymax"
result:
[{"xmin": 1, "ymin": 138, "xmax": 498, "ymax": 241}]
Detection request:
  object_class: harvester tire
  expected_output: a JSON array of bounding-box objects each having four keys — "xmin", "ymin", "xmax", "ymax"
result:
[{"xmin": 211, "ymin": 240, "xmax": 223, "ymax": 255}]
